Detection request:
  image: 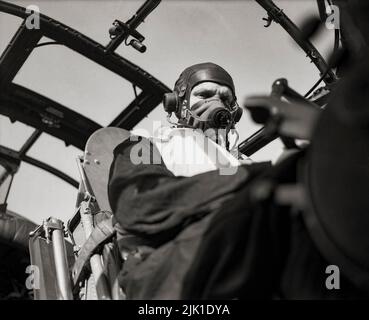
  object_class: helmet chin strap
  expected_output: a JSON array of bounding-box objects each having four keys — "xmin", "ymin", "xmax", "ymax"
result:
[
  {"xmin": 166, "ymin": 113, "xmax": 194, "ymax": 128},
  {"xmin": 228, "ymin": 128, "xmax": 240, "ymax": 154}
]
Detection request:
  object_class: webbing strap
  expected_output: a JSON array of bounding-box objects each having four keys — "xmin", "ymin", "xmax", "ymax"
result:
[{"xmin": 72, "ymin": 217, "xmax": 115, "ymax": 287}]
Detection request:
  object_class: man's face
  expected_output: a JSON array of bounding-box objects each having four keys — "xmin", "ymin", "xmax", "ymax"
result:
[
  {"xmin": 189, "ymin": 81, "xmax": 234, "ymax": 111},
  {"xmin": 187, "ymin": 81, "xmax": 234, "ymax": 130}
]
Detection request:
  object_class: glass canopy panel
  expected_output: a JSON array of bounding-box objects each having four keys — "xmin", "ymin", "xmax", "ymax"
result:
[
  {"xmin": 0, "ymin": 116, "xmax": 36, "ymax": 150},
  {"xmin": 26, "ymin": 131, "xmax": 81, "ymax": 181},
  {"xmin": 0, "ymin": 11, "xmax": 23, "ymax": 56},
  {"xmin": 7, "ymin": 161, "xmax": 77, "ymax": 224},
  {"xmin": 13, "ymin": 39, "xmax": 135, "ymax": 127},
  {"xmin": 9, "ymin": 0, "xmax": 126, "ymax": 46}
]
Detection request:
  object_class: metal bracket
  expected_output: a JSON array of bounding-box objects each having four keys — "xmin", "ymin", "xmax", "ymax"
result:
[
  {"xmin": 30, "ymin": 217, "xmax": 65, "ymax": 243},
  {"xmin": 29, "ymin": 217, "xmax": 73, "ymax": 300},
  {"xmin": 262, "ymin": 14, "xmax": 273, "ymax": 27}
]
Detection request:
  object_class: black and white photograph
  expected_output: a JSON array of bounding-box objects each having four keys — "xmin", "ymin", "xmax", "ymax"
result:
[{"xmin": 0, "ymin": 0, "xmax": 369, "ymax": 308}]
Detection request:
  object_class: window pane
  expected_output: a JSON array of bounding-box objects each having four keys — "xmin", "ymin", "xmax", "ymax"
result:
[
  {"xmin": 14, "ymin": 43, "xmax": 134, "ymax": 126},
  {"xmin": 0, "ymin": 116, "xmax": 35, "ymax": 151}
]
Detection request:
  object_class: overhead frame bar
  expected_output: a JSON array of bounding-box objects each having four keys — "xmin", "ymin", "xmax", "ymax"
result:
[
  {"xmin": 0, "ymin": 22, "xmax": 42, "ymax": 86},
  {"xmin": 255, "ymin": 0, "xmax": 338, "ymax": 85},
  {"xmin": 109, "ymin": 91, "xmax": 163, "ymax": 128},
  {"xmin": 0, "ymin": 146, "xmax": 78, "ymax": 188},
  {"xmin": 18, "ymin": 129, "xmax": 42, "ymax": 156},
  {"xmin": 0, "ymin": 84, "xmax": 101, "ymax": 150}
]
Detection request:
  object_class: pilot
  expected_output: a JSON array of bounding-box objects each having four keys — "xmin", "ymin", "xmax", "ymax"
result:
[{"xmin": 108, "ymin": 62, "xmax": 265, "ymax": 299}]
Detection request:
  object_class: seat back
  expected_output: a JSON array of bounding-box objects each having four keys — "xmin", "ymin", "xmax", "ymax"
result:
[
  {"xmin": 70, "ymin": 127, "xmax": 130, "ymax": 300},
  {"xmin": 82, "ymin": 127, "xmax": 131, "ymax": 212}
]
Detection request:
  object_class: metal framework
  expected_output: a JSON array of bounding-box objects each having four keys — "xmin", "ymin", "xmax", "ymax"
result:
[
  {"xmin": 237, "ymin": 0, "xmax": 339, "ymax": 157},
  {"xmin": 0, "ymin": 0, "xmax": 338, "ymax": 186},
  {"xmin": 0, "ymin": 0, "xmax": 170, "ymax": 189},
  {"xmin": 255, "ymin": 0, "xmax": 337, "ymax": 86}
]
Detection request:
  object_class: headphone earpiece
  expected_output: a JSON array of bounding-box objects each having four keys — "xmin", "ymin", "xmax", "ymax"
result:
[
  {"xmin": 233, "ymin": 106, "xmax": 243, "ymax": 123},
  {"xmin": 163, "ymin": 92, "xmax": 180, "ymax": 114}
]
